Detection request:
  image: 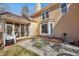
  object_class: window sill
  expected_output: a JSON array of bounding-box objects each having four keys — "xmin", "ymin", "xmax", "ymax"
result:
[
  {"xmin": 17, "ymin": 36, "xmax": 30, "ymax": 40},
  {"xmin": 42, "ymin": 18, "xmax": 50, "ymax": 20},
  {"xmin": 40, "ymin": 33, "xmax": 54, "ymax": 36}
]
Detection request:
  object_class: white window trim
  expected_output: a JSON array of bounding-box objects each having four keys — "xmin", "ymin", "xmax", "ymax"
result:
[
  {"xmin": 40, "ymin": 23, "xmax": 49, "ymax": 35},
  {"xmin": 60, "ymin": 3, "xmax": 68, "ymax": 14},
  {"xmin": 49, "ymin": 22, "xmax": 54, "ymax": 35},
  {"xmin": 41, "ymin": 10, "xmax": 49, "ymax": 20},
  {"xmin": 40, "ymin": 22, "xmax": 54, "ymax": 35}
]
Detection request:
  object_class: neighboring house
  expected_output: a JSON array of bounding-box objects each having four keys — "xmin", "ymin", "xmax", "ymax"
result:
[
  {"xmin": 31, "ymin": 3, "xmax": 79, "ymax": 43},
  {"xmin": 0, "ymin": 12, "xmax": 31, "ymax": 45}
]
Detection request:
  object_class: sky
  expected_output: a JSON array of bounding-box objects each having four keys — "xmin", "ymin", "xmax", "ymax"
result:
[{"xmin": 1, "ymin": 3, "xmax": 48, "ymax": 16}]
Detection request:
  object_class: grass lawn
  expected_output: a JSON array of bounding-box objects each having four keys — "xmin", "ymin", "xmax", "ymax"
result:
[{"xmin": 0, "ymin": 45, "xmax": 38, "ymax": 56}]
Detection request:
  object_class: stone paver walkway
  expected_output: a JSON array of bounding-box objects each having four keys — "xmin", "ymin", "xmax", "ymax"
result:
[
  {"xmin": 17, "ymin": 39, "xmax": 59, "ymax": 56},
  {"xmin": 17, "ymin": 40, "xmax": 44, "ymax": 56},
  {"xmin": 17, "ymin": 39, "xmax": 79, "ymax": 56}
]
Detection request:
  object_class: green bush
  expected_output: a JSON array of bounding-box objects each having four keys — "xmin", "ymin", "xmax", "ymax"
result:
[{"xmin": 34, "ymin": 40, "xmax": 45, "ymax": 48}]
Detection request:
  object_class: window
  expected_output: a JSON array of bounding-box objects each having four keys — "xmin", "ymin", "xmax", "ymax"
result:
[
  {"xmin": 42, "ymin": 11, "xmax": 49, "ymax": 19},
  {"xmin": 42, "ymin": 13, "xmax": 45, "ymax": 19},
  {"xmin": 40, "ymin": 22, "xmax": 54, "ymax": 35},
  {"xmin": 60, "ymin": 3, "xmax": 68, "ymax": 14},
  {"xmin": 6, "ymin": 24, "xmax": 13, "ymax": 35},
  {"xmin": 21, "ymin": 24, "xmax": 25, "ymax": 37},
  {"xmin": 50, "ymin": 23, "xmax": 53, "ymax": 33},
  {"xmin": 20, "ymin": 25, "xmax": 29, "ymax": 37},
  {"xmin": 41, "ymin": 24, "xmax": 48, "ymax": 34},
  {"xmin": 46, "ymin": 11, "xmax": 49, "ymax": 18},
  {"xmin": 15, "ymin": 24, "xmax": 20, "ymax": 38},
  {"xmin": 25, "ymin": 25, "xmax": 29, "ymax": 36}
]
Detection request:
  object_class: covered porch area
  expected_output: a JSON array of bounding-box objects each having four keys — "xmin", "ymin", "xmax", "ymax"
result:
[
  {"xmin": 5, "ymin": 22, "xmax": 30, "ymax": 40},
  {"xmin": 0, "ymin": 12, "xmax": 31, "ymax": 46}
]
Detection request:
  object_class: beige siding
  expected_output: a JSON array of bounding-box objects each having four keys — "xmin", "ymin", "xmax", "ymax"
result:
[
  {"xmin": 32, "ymin": 16, "xmax": 41, "ymax": 23},
  {"xmin": 54, "ymin": 4, "xmax": 79, "ymax": 42},
  {"xmin": 32, "ymin": 3, "xmax": 79, "ymax": 42},
  {"xmin": 31, "ymin": 16, "xmax": 42, "ymax": 36},
  {"xmin": 29, "ymin": 22, "xmax": 38, "ymax": 37}
]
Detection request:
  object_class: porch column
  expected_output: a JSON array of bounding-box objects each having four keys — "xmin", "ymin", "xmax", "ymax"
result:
[
  {"xmin": 13, "ymin": 23, "xmax": 16, "ymax": 43},
  {"xmin": 24, "ymin": 25, "xmax": 26, "ymax": 37},
  {"xmin": 19, "ymin": 24, "xmax": 21, "ymax": 37},
  {"xmin": 2, "ymin": 19, "xmax": 5, "ymax": 46},
  {"xmin": 13, "ymin": 23, "xmax": 15, "ymax": 34},
  {"xmin": 3, "ymin": 23, "xmax": 6, "ymax": 46}
]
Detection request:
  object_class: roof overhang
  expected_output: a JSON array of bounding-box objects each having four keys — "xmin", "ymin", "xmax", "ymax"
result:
[
  {"xmin": 31, "ymin": 3, "xmax": 58, "ymax": 18},
  {"xmin": 5, "ymin": 17, "xmax": 30, "ymax": 25},
  {"xmin": 1, "ymin": 13, "xmax": 30, "ymax": 25}
]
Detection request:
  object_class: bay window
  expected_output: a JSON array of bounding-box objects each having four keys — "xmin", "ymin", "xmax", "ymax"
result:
[
  {"xmin": 41, "ymin": 24, "xmax": 48, "ymax": 34},
  {"xmin": 40, "ymin": 22, "xmax": 54, "ymax": 35}
]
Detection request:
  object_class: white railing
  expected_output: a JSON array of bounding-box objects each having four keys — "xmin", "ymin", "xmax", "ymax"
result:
[{"xmin": 0, "ymin": 23, "xmax": 3, "ymax": 29}]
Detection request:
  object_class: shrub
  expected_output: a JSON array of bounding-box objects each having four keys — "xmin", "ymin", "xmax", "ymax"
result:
[{"xmin": 34, "ymin": 40, "xmax": 45, "ymax": 48}]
